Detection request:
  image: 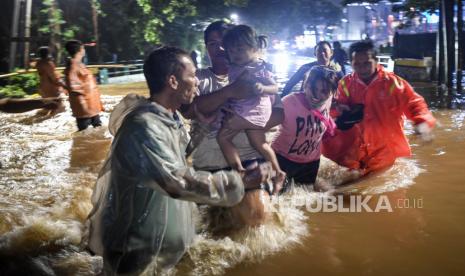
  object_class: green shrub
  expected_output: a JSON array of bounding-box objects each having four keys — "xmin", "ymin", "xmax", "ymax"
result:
[
  {"xmin": 0, "ymin": 85, "xmax": 28, "ymax": 98},
  {"xmin": 0, "ymin": 71, "xmax": 39, "ymax": 98},
  {"xmin": 9, "ymin": 73, "xmax": 39, "ymax": 95}
]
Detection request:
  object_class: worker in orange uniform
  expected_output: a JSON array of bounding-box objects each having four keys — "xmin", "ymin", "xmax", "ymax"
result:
[
  {"xmin": 36, "ymin": 46, "xmax": 67, "ymax": 114},
  {"xmin": 64, "ymin": 40, "xmax": 104, "ymax": 131},
  {"xmin": 36, "ymin": 46, "xmax": 66, "ymax": 98},
  {"xmin": 322, "ymin": 40, "xmax": 435, "ymax": 175}
]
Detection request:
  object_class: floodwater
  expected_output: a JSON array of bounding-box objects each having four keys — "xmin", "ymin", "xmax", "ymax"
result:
[{"xmin": 1, "ymin": 62, "xmax": 465, "ymax": 275}]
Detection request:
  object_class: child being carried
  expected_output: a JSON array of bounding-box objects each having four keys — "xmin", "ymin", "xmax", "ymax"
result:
[{"xmin": 216, "ymin": 24, "xmax": 285, "ymax": 193}]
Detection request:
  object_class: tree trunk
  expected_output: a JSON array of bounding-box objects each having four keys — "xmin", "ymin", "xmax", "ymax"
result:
[
  {"xmin": 49, "ymin": 0, "xmax": 62, "ymax": 64},
  {"xmin": 23, "ymin": 0, "xmax": 32, "ymax": 70},
  {"xmin": 91, "ymin": 0, "xmax": 100, "ymax": 62},
  {"xmin": 9, "ymin": 0, "xmax": 21, "ymax": 72}
]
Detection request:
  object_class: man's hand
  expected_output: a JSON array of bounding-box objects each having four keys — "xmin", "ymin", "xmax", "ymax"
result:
[
  {"xmin": 414, "ymin": 122, "xmax": 433, "ymax": 142},
  {"xmin": 241, "ymin": 162, "xmax": 272, "ymax": 190},
  {"xmin": 335, "ymin": 104, "xmax": 364, "ymax": 131},
  {"xmin": 193, "ymin": 103, "xmax": 217, "ymax": 124},
  {"xmin": 271, "ymin": 171, "xmax": 286, "ymax": 195},
  {"xmin": 227, "ymin": 70, "xmax": 257, "ymax": 100},
  {"xmin": 254, "ymin": 82, "xmax": 265, "ymax": 94}
]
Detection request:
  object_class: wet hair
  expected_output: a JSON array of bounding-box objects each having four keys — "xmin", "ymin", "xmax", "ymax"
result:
[
  {"xmin": 204, "ymin": 20, "xmax": 232, "ymax": 44},
  {"xmin": 304, "ymin": 65, "xmax": 340, "ymax": 96},
  {"xmin": 222, "ymin": 24, "xmax": 267, "ymax": 52},
  {"xmin": 315, "ymin": 41, "xmax": 332, "ymax": 52},
  {"xmin": 349, "ymin": 40, "xmax": 377, "ymax": 61},
  {"xmin": 143, "ymin": 46, "xmax": 190, "ymax": 95},
  {"xmin": 64, "ymin": 40, "xmax": 83, "ymax": 58},
  {"xmin": 38, "ymin": 46, "xmax": 49, "ymax": 59}
]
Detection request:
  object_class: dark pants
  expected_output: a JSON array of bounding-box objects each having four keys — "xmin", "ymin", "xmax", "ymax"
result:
[
  {"xmin": 76, "ymin": 115, "xmax": 102, "ymax": 131},
  {"xmin": 277, "ymin": 153, "xmax": 320, "ymax": 190},
  {"xmin": 105, "ymin": 249, "xmax": 153, "ymax": 274}
]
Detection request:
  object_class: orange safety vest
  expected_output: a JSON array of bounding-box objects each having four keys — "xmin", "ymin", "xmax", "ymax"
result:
[
  {"xmin": 65, "ymin": 60, "xmax": 104, "ymax": 118},
  {"xmin": 322, "ymin": 65, "xmax": 435, "ymax": 174}
]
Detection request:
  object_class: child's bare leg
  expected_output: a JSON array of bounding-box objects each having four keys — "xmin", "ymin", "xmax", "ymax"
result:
[
  {"xmin": 217, "ymin": 126, "xmax": 244, "ymax": 171},
  {"xmin": 217, "ymin": 114, "xmax": 259, "ymax": 171},
  {"xmin": 246, "ymin": 129, "xmax": 286, "ymax": 193}
]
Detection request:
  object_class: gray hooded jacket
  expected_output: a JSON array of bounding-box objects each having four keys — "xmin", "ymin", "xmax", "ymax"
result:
[{"xmin": 87, "ymin": 94, "xmax": 244, "ymax": 274}]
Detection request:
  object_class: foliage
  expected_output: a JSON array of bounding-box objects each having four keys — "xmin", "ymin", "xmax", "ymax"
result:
[
  {"xmin": 135, "ymin": 0, "xmax": 196, "ymax": 45},
  {"xmin": 0, "ymin": 85, "xmax": 28, "ymax": 98},
  {"xmin": 0, "ymin": 71, "xmax": 39, "ymax": 98},
  {"xmin": 236, "ymin": 0, "xmax": 342, "ymax": 40},
  {"xmin": 95, "ymin": 0, "xmax": 249, "ymax": 59},
  {"xmin": 9, "ymin": 73, "xmax": 39, "ymax": 95},
  {"xmin": 38, "ymin": 0, "xmax": 65, "ymax": 35},
  {"xmin": 90, "ymin": 0, "xmax": 104, "ymax": 16},
  {"xmin": 38, "ymin": 0, "xmax": 80, "ymax": 42},
  {"xmin": 5, "ymin": 0, "xmax": 347, "ymax": 66}
]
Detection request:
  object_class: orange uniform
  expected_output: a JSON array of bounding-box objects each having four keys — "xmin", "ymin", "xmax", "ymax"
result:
[
  {"xmin": 322, "ymin": 65, "xmax": 435, "ymax": 174},
  {"xmin": 36, "ymin": 59, "xmax": 63, "ymax": 98},
  {"xmin": 65, "ymin": 60, "xmax": 103, "ymax": 118}
]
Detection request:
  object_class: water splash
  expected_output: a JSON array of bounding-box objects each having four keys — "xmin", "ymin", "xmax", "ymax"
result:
[
  {"xmin": 0, "ymin": 94, "xmax": 428, "ymax": 275},
  {"xmin": 174, "ymin": 191, "xmax": 310, "ymax": 275},
  {"xmin": 319, "ymin": 157, "xmax": 424, "ymax": 195}
]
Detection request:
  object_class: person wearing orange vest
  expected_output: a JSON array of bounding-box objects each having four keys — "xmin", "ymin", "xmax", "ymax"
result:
[
  {"xmin": 322, "ymin": 40, "xmax": 435, "ymax": 174},
  {"xmin": 64, "ymin": 40, "xmax": 104, "ymax": 131}
]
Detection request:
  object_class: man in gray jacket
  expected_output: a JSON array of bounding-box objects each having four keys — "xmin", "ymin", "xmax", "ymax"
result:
[{"xmin": 87, "ymin": 46, "xmax": 267, "ymax": 275}]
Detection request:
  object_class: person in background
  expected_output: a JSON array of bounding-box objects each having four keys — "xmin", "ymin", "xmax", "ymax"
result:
[
  {"xmin": 282, "ymin": 41, "xmax": 342, "ymax": 97},
  {"xmin": 64, "ymin": 40, "xmax": 104, "ymax": 131},
  {"xmin": 322, "ymin": 40, "xmax": 436, "ymax": 175},
  {"xmin": 183, "ymin": 21, "xmax": 285, "ymax": 226},
  {"xmin": 35, "ymin": 46, "xmax": 66, "ymax": 114},
  {"xmin": 332, "ymin": 41, "xmax": 348, "ymax": 75}
]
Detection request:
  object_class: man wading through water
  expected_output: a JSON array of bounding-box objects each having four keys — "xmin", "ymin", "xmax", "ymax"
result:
[
  {"xmin": 182, "ymin": 21, "xmax": 285, "ymax": 226},
  {"xmin": 87, "ymin": 46, "xmax": 270, "ymax": 274}
]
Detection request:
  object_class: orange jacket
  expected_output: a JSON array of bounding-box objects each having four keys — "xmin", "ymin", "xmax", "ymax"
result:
[
  {"xmin": 65, "ymin": 60, "xmax": 103, "ymax": 118},
  {"xmin": 322, "ymin": 65, "xmax": 435, "ymax": 174}
]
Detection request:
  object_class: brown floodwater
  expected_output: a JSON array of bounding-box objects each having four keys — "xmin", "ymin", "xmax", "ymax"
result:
[{"xmin": 0, "ymin": 84, "xmax": 464, "ymax": 275}]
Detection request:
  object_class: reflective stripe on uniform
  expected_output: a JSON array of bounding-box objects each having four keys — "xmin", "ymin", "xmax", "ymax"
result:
[
  {"xmin": 389, "ymin": 76, "xmax": 404, "ymax": 95},
  {"xmin": 341, "ymin": 79, "xmax": 350, "ymax": 97}
]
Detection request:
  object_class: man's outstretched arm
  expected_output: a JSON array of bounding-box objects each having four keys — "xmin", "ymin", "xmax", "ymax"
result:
[{"xmin": 182, "ymin": 70, "xmax": 256, "ymax": 119}]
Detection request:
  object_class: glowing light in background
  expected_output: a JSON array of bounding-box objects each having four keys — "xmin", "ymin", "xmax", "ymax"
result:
[
  {"xmin": 230, "ymin": 13, "xmax": 239, "ymax": 23},
  {"xmin": 269, "ymin": 50, "xmax": 290, "ymax": 73},
  {"xmin": 423, "ymin": 11, "xmax": 439, "ymax": 24}
]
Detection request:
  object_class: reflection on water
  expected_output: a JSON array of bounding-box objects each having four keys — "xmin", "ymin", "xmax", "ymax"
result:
[{"xmin": 1, "ymin": 77, "xmax": 465, "ymax": 275}]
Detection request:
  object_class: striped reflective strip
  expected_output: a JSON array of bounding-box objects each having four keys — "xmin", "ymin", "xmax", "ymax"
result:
[
  {"xmin": 341, "ymin": 79, "xmax": 350, "ymax": 97},
  {"xmin": 389, "ymin": 76, "xmax": 404, "ymax": 95}
]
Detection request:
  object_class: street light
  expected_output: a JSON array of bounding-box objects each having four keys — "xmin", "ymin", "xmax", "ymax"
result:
[{"xmin": 230, "ymin": 13, "xmax": 239, "ymax": 23}]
